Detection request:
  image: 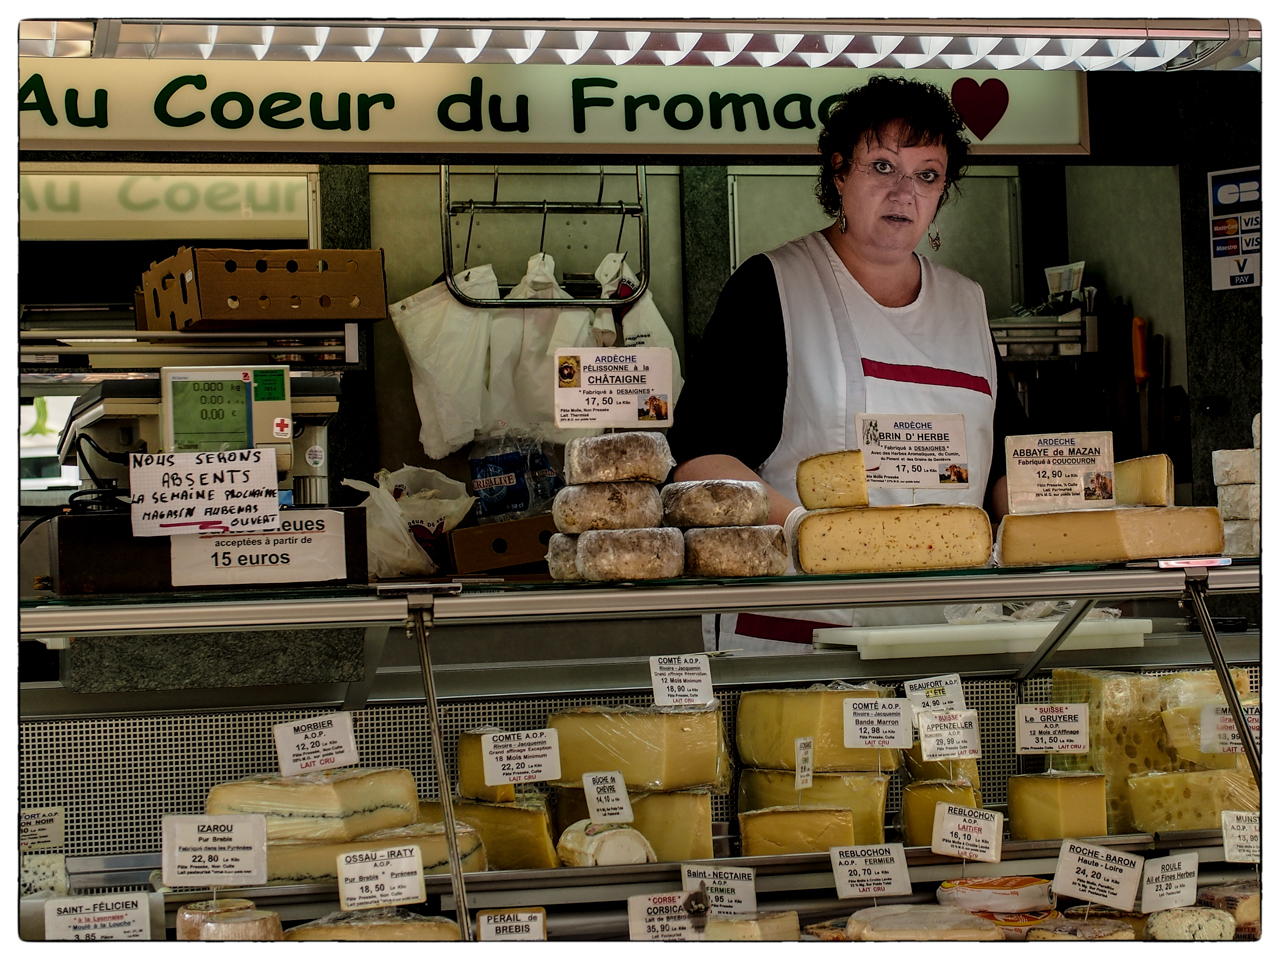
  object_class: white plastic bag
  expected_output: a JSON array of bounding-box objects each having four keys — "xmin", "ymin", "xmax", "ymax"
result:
[
  {"xmin": 390, "ymin": 266, "xmax": 496, "ymax": 460},
  {"xmin": 594, "ymin": 252, "xmax": 684, "ymax": 403}
]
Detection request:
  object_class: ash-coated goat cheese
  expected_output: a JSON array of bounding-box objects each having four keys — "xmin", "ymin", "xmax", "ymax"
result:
[
  {"xmin": 574, "ymin": 527, "xmax": 684, "ymax": 580},
  {"xmin": 795, "ymin": 450, "xmax": 869, "ymax": 510},
  {"xmin": 797, "ymin": 504, "xmax": 992, "ymax": 574},
  {"xmin": 562, "ymin": 431, "xmax": 675, "ymax": 484},
  {"xmin": 683, "ymin": 524, "xmax": 787, "ymax": 577},
  {"xmin": 660, "ymin": 479, "xmax": 770, "ymax": 527},
  {"xmin": 545, "ymin": 533, "xmax": 581, "ymax": 580},
  {"xmin": 552, "ymin": 482, "xmax": 662, "ymax": 533}
]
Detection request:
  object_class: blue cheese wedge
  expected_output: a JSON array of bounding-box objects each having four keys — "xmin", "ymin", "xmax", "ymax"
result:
[{"xmin": 19, "ymin": 853, "xmax": 68, "ymax": 898}]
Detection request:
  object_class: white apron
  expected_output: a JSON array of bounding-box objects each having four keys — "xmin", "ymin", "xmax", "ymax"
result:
[{"xmin": 706, "ymin": 231, "xmax": 998, "ymax": 655}]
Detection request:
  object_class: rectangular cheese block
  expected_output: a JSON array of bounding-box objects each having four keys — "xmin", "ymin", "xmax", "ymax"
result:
[
  {"xmin": 1007, "ymin": 773, "xmax": 1107, "ymax": 841},
  {"xmin": 737, "ymin": 769, "xmax": 888, "ymax": 845},
  {"xmin": 420, "ymin": 794, "xmax": 559, "ymax": 871},
  {"xmin": 1211, "ymin": 448, "xmax": 1260, "ymax": 485},
  {"xmin": 797, "ymin": 504, "xmax": 992, "ymax": 574},
  {"xmin": 1223, "ymin": 519, "xmax": 1260, "ymax": 557},
  {"xmin": 900, "ymin": 780, "xmax": 976, "ymax": 848},
  {"xmin": 738, "ymin": 805, "xmax": 855, "ymax": 856},
  {"xmin": 999, "ymin": 506, "xmax": 1223, "ymax": 566},
  {"xmin": 736, "ymin": 685, "xmax": 900, "ymax": 772},
  {"xmin": 267, "ymin": 820, "xmax": 485, "ymax": 882},
  {"xmin": 547, "ymin": 704, "xmax": 724, "ymax": 792},
  {"xmin": 795, "ymin": 450, "xmax": 869, "ymax": 510},
  {"xmin": 705, "ymin": 911, "xmax": 800, "ymax": 941},
  {"xmin": 1197, "ymin": 881, "xmax": 1260, "ymax": 923},
  {"xmin": 285, "ymin": 909, "xmax": 460, "ymax": 941},
  {"xmin": 903, "ymin": 742, "xmax": 983, "ymax": 805},
  {"xmin": 553, "ymin": 788, "xmax": 714, "ymax": 862},
  {"xmin": 457, "ymin": 728, "xmax": 516, "ymax": 803},
  {"xmin": 1216, "ymin": 483, "xmax": 1259, "ymax": 520},
  {"xmin": 1126, "ymin": 769, "xmax": 1260, "ymax": 833},
  {"xmin": 205, "ymin": 768, "xmax": 418, "ymax": 842},
  {"xmin": 1115, "ymin": 454, "xmax": 1175, "ymax": 506}
]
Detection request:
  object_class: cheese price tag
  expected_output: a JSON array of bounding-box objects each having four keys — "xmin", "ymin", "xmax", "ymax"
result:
[
  {"xmin": 583, "ymin": 770, "xmax": 634, "ymax": 823},
  {"xmin": 681, "ymin": 864, "xmax": 757, "ymax": 916},
  {"xmin": 855, "ymin": 413, "xmax": 969, "ymax": 489},
  {"xmin": 1052, "ymin": 840, "xmax": 1144, "ymax": 911},
  {"xmin": 843, "ymin": 698, "xmax": 912, "ymax": 749},
  {"xmin": 931, "ymin": 803, "xmax": 1003, "ymax": 863},
  {"xmin": 44, "ymin": 895, "xmax": 151, "ymax": 941},
  {"xmin": 20, "ymin": 807, "xmax": 65, "ymax": 850},
  {"xmin": 555, "ymin": 347, "xmax": 674, "ymax": 427},
  {"xmin": 171, "ymin": 509, "xmax": 347, "ymax": 587},
  {"xmin": 627, "ymin": 892, "xmax": 701, "ymax": 941},
  {"xmin": 1199, "ymin": 703, "xmax": 1261, "ymax": 753},
  {"xmin": 904, "ymin": 673, "xmax": 966, "ymax": 716},
  {"xmin": 1222, "ymin": 810, "xmax": 1260, "ymax": 862},
  {"xmin": 829, "ymin": 842, "xmax": 912, "ymax": 899},
  {"xmin": 794, "ymin": 737, "xmax": 814, "ymax": 791},
  {"xmin": 481, "ymin": 729, "xmax": 561, "ymax": 785},
  {"xmin": 129, "ymin": 448, "xmax": 279, "ymax": 537},
  {"xmin": 338, "ymin": 845, "xmax": 425, "ymax": 910},
  {"xmin": 649, "ymin": 654, "xmax": 713, "ymax": 706},
  {"xmin": 273, "ymin": 711, "xmax": 359, "ymax": 777},
  {"xmin": 1004, "ymin": 431, "xmax": 1116, "ymax": 514},
  {"xmin": 476, "ymin": 909, "xmax": 547, "ymax": 941},
  {"xmin": 1140, "ymin": 852, "xmax": 1199, "ymax": 913},
  {"xmin": 918, "ymin": 709, "xmax": 982, "ymax": 761},
  {"xmin": 1015, "ymin": 704, "xmax": 1089, "ymax": 754},
  {"xmin": 161, "ymin": 814, "xmax": 267, "ymax": 887}
]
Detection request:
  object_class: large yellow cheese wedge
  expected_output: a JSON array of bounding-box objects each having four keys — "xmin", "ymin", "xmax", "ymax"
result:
[
  {"xmin": 795, "ymin": 450, "xmax": 869, "ymax": 510},
  {"xmin": 736, "ymin": 685, "xmax": 901, "ymax": 772},
  {"xmin": 797, "ymin": 504, "xmax": 992, "ymax": 574},
  {"xmin": 457, "ymin": 728, "xmax": 516, "ymax": 803},
  {"xmin": 1006, "ymin": 773, "xmax": 1107, "ymax": 841},
  {"xmin": 1126, "ymin": 769, "xmax": 1259, "ymax": 833},
  {"xmin": 1115, "ymin": 454, "xmax": 1175, "ymax": 506},
  {"xmin": 553, "ymin": 788, "xmax": 714, "ymax": 862},
  {"xmin": 738, "ymin": 806, "xmax": 854, "ymax": 856},
  {"xmin": 267, "ymin": 820, "xmax": 485, "ymax": 882},
  {"xmin": 903, "ymin": 742, "xmax": 983, "ymax": 806},
  {"xmin": 998, "ymin": 506, "xmax": 1223, "ymax": 566},
  {"xmin": 737, "ymin": 769, "xmax": 888, "ymax": 844},
  {"xmin": 900, "ymin": 780, "xmax": 976, "ymax": 848},
  {"xmin": 419, "ymin": 794, "xmax": 559, "ymax": 871}
]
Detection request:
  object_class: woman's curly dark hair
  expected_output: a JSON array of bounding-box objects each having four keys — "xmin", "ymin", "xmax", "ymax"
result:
[{"xmin": 816, "ymin": 75, "xmax": 970, "ymax": 218}]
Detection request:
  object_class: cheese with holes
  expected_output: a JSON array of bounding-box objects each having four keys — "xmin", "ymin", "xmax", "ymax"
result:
[
  {"xmin": 900, "ymin": 780, "xmax": 977, "ymax": 847},
  {"xmin": 457, "ymin": 728, "xmax": 516, "ymax": 803},
  {"xmin": 737, "ymin": 769, "xmax": 888, "ymax": 844},
  {"xmin": 563, "ymin": 432, "xmax": 674, "ymax": 484},
  {"xmin": 858, "ymin": 905, "xmax": 1003, "ymax": 941},
  {"xmin": 193, "ymin": 909, "xmax": 283, "ymax": 941},
  {"xmin": 205, "ymin": 768, "xmax": 418, "ymax": 842},
  {"xmin": 1161, "ymin": 694, "xmax": 1258, "ymax": 770},
  {"xmin": 999, "ymin": 507, "xmax": 1224, "ymax": 566},
  {"xmin": 795, "ymin": 450, "xmax": 869, "ymax": 510},
  {"xmin": 554, "ymin": 788, "xmax": 713, "ymax": 861},
  {"xmin": 797, "ymin": 504, "xmax": 992, "ymax": 574},
  {"xmin": 1158, "ymin": 669, "xmax": 1252, "ymax": 709},
  {"xmin": 553, "ymin": 482, "xmax": 662, "ymax": 534},
  {"xmin": 425, "ymin": 794, "xmax": 559, "ymax": 871},
  {"xmin": 1025, "ymin": 917, "xmax": 1135, "ymax": 941},
  {"xmin": 736, "ymin": 684, "xmax": 901, "ymax": 772},
  {"xmin": 936, "ymin": 877, "xmax": 1054, "ymax": 913},
  {"xmin": 285, "ymin": 909, "xmax": 460, "ymax": 941},
  {"xmin": 683, "ymin": 525, "xmax": 787, "ymax": 577},
  {"xmin": 1197, "ymin": 882, "xmax": 1260, "ymax": 924},
  {"xmin": 1007, "ymin": 773, "xmax": 1107, "ymax": 841},
  {"xmin": 903, "ymin": 742, "xmax": 983, "ymax": 805},
  {"xmin": 1217, "ymin": 483, "xmax": 1259, "ymax": 520},
  {"xmin": 1126, "ymin": 769, "xmax": 1259, "ymax": 833},
  {"xmin": 705, "ymin": 911, "xmax": 800, "ymax": 941},
  {"xmin": 574, "ymin": 527, "xmax": 684, "ymax": 580},
  {"xmin": 548, "ymin": 703, "xmax": 723, "ymax": 791},
  {"xmin": 267, "ymin": 820, "xmax": 485, "ymax": 882},
  {"xmin": 661, "ymin": 479, "xmax": 769, "ymax": 527},
  {"xmin": 556, "ymin": 820, "xmax": 656, "ymax": 866},
  {"xmin": 1211, "ymin": 448, "xmax": 1259, "ymax": 486},
  {"xmin": 177, "ymin": 900, "xmax": 257, "ymax": 940},
  {"xmin": 738, "ymin": 805, "xmax": 855, "ymax": 856},
  {"xmin": 1115, "ymin": 454, "xmax": 1175, "ymax": 506},
  {"xmin": 1145, "ymin": 907, "xmax": 1236, "ymax": 941},
  {"xmin": 546, "ymin": 533, "xmax": 580, "ymax": 580}
]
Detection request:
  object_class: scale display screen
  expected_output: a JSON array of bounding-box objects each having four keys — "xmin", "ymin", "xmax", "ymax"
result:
[{"xmin": 169, "ymin": 379, "xmax": 250, "ymax": 451}]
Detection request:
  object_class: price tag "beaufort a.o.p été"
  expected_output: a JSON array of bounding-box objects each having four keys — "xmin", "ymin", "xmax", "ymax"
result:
[
  {"xmin": 1052, "ymin": 840, "xmax": 1144, "ymax": 911},
  {"xmin": 904, "ymin": 674, "xmax": 966, "ymax": 714},
  {"xmin": 272, "ymin": 711, "xmax": 359, "ymax": 777},
  {"xmin": 481, "ymin": 729, "xmax": 561, "ymax": 786},
  {"xmin": 918, "ymin": 709, "xmax": 982, "ymax": 761},
  {"xmin": 844, "ymin": 698, "xmax": 913, "ymax": 749},
  {"xmin": 649, "ymin": 654, "xmax": 713, "ymax": 706},
  {"xmin": 931, "ymin": 804, "xmax": 1003, "ymax": 863},
  {"xmin": 1016, "ymin": 704, "xmax": 1089, "ymax": 754},
  {"xmin": 830, "ymin": 843, "xmax": 912, "ymax": 899},
  {"xmin": 338, "ymin": 845, "xmax": 424, "ymax": 910},
  {"xmin": 555, "ymin": 347, "xmax": 674, "ymax": 428},
  {"xmin": 1005, "ymin": 431, "xmax": 1116, "ymax": 514}
]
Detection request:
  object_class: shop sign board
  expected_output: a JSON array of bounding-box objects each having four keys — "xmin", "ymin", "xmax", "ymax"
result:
[{"xmin": 1208, "ymin": 166, "xmax": 1260, "ymax": 291}]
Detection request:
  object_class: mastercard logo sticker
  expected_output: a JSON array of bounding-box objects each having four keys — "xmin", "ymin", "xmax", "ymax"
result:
[{"xmin": 1213, "ymin": 217, "xmax": 1240, "ymax": 237}]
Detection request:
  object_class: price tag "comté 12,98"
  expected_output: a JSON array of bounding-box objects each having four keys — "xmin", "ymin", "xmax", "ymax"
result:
[{"xmin": 843, "ymin": 698, "xmax": 913, "ymax": 749}]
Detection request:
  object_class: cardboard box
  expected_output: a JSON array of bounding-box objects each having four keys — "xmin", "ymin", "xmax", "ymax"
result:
[
  {"xmin": 449, "ymin": 514, "xmax": 559, "ymax": 575},
  {"xmin": 139, "ymin": 247, "xmax": 387, "ymax": 333}
]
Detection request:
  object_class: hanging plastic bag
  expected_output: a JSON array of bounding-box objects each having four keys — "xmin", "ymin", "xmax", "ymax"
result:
[
  {"xmin": 594, "ymin": 252, "xmax": 684, "ymax": 403},
  {"xmin": 390, "ymin": 266, "xmax": 496, "ymax": 460},
  {"xmin": 341, "ymin": 467, "xmax": 476, "ymax": 578}
]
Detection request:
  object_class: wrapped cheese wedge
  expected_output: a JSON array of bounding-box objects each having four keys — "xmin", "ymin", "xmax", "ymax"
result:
[
  {"xmin": 419, "ymin": 794, "xmax": 559, "ymax": 871},
  {"xmin": 738, "ymin": 805, "xmax": 854, "ymax": 856},
  {"xmin": 457, "ymin": 727, "xmax": 516, "ymax": 803},
  {"xmin": 736, "ymin": 683, "xmax": 901, "ymax": 773},
  {"xmin": 193, "ymin": 909, "xmax": 283, "ymax": 940},
  {"xmin": 705, "ymin": 911, "xmax": 800, "ymax": 941},
  {"xmin": 1025, "ymin": 917, "xmax": 1135, "ymax": 941},
  {"xmin": 176, "ymin": 899, "xmax": 257, "ymax": 941},
  {"xmin": 1196, "ymin": 881, "xmax": 1260, "ymax": 924},
  {"xmin": 1126, "ymin": 768, "xmax": 1259, "ymax": 833},
  {"xmin": 856, "ymin": 905, "xmax": 1003, "ymax": 941},
  {"xmin": 266, "ymin": 819, "xmax": 485, "ymax": 883},
  {"xmin": 935, "ymin": 876, "xmax": 1053, "ymax": 913},
  {"xmin": 737, "ymin": 769, "xmax": 888, "ymax": 845},
  {"xmin": 1061, "ymin": 904, "xmax": 1149, "ymax": 939},
  {"xmin": 556, "ymin": 820, "xmax": 656, "ymax": 867},
  {"xmin": 971, "ymin": 910, "xmax": 1060, "ymax": 941},
  {"xmin": 285, "ymin": 908, "xmax": 460, "ymax": 941}
]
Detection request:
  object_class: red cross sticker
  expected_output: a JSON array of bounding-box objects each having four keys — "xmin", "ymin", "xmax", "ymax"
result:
[{"xmin": 274, "ymin": 417, "xmax": 292, "ymax": 437}]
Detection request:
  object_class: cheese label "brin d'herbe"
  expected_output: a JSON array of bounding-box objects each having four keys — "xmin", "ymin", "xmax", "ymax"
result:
[{"xmin": 1005, "ymin": 432, "xmax": 1115, "ymax": 514}]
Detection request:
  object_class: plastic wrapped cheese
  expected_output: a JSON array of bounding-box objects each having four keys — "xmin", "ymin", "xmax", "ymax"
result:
[
  {"xmin": 556, "ymin": 820, "xmax": 656, "ymax": 866},
  {"xmin": 552, "ymin": 482, "xmax": 662, "ymax": 533},
  {"xmin": 857, "ymin": 905, "xmax": 1003, "ymax": 941},
  {"xmin": 193, "ymin": 909, "xmax": 284, "ymax": 940},
  {"xmin": 736, "ymin": 683, "xmax": 901, "ymax": 773},
  {"xmin": 1145, "ymin": 907, "xmax": 1236, "ymax": 941},
  {"xmin": 1025, "ymin": 917, "xmax": 1135, "ymax": 940},
  {"xmin": 683, "ymin": 525, "xmax": 787, "ymax": 578},
  {"xmin": 1006, "ymin": 772, "xmax": 1107, "ymax": 841},
  {"xmin": 205, "ymin": 767, "xmax": 418, "ymax": 842},
  {"xmin": 563, "ymin": 432, "xmax": 674, "ymax": 484},
  {"xmin": 935, "ymin": 877, "xmax": 1053, "ymax": 913},
  {"xmin": 553, "ymin": 788, "xmax": 713, "ymax": 861},
  {"xmin": 903, "ymin": 742, "xmax": 983, "ymax": 805},
  {"xmin": 660, "ymin": 479, "xmax": 769, "ymax": 527},
  {"xmin": 430, "ymin": 793, "xmax": 559, "ymax": 871},
  {"xmin": 900, "ymin": 780, "xmax": 977, "ymax": 847},
  {"xmin": 546, "ymin": 533, "xmax": 581, "ymax": 581},
  {"xmin": 795, "ymin": 450, "xmax": 869, "ymax": 510},
  {"xmin": 997, "ymin": 507, "xmax": 1224, "ymax": 566},
  {"xmin": 458, "ymin": 727, "xmax": 517, "ymax": 802},
  {"xmin": 1158, "ymin": 668, "xmax": 1252, "ymax": 709},
  {"xmin": 705, "ymin": 911, "xmax": 800, "ymax": 941},
  {"xmin": 176, "ymin": 899, "xmax": 258, "ymax": 940},
  {"xmin": 797, "ymin": 504, "xmax": 992, "ymax": 574},
  {"xmin": 1126, "ymin": 768, "xmax": 1259, "ymax": 833},
  {"xmin": 971, "ymin": 910, "xmax": 1060, "ymax": 941},
  {"xmin": 285, "ymin": 908, "xmax": 460, "ymax": 941},
  {"xmin": 1161, "ymin": 693, "xmax": 1259, "ymax": 770},
  {"xmin": 1196, "ymin": 881, "xmax": 1260, "ymax": 924},
  {"xmin": 737, "ymin": 769, "xmax": 888, "ymax": 844},
  {"xmin": 574, "ymin": 527, "xmax": 684, "ymax": 580},
  {"xmin": 266, "ymin": 819, "xmax": 485, "ymax": 882},
  {"xmin": 738, "ymin": 805, "xmax": 855, "ymax": 856}
]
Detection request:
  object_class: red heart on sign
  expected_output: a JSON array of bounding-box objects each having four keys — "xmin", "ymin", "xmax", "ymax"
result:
[{"xmin": 951, "ymin": 77, "xmax": 1009, "ymax": 141}]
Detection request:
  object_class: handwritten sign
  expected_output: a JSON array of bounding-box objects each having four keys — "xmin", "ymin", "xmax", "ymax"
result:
[
  {"xmin": 338, "ymin": 845, "xmax": 425, "ymax": 910},
  {"xmin": 1016, "ymin": 704, "xmax": 1089, "ymax": 754},
  {"xmin": 830, "ymin": 843, "xmax": 912, "ymax": 899},
  {"xmin": 273, "ymin": 711, "xmax": 359, "ymax": 777},
  {"xmin": 583, "ymin": 771, "xmax": 634, "ymax": 823},
  {"xmin": 161, "ymin": 815, "xmax": 267, "ymax": 887},
  {"xmin": 649, "ymin": 655, "xmax": 713, "ymax": 706},
  {"xmin": 129, "ymin": 449, "xmax": 278, "ymax": 537},
  {"xmin": 1052, "ymin": 840, "xmax": 1143, "ymax": 911},
  {"xmin": 555, "ymin": 347, "xmax": 674, "ymax": 427},
  {"xmin": 481, "ymin": 729, "xmax": 561, "ymax": 785}
]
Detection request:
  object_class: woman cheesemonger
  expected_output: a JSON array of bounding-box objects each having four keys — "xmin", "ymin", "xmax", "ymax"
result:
[{"xmin": 668, "ymin": 76, "xmax": 1030, "ymax": 655}]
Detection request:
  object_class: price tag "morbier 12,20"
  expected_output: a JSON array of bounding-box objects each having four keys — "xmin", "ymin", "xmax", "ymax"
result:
[
  {"xmin": 843, "ymin": 698, "xmax": 913, "ymax": 749},
  {"xmin": 481, "ymin": 729, "xmax": 561, "ymax": 786},
  {"xmin": 273, "ymin": 711, "xmax": 359, "ymax": 777}
]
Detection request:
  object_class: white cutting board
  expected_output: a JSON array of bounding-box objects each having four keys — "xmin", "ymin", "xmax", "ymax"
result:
[{"xmin": 813, "ymin": 619, "xmax": 1152, "ymax": 660}]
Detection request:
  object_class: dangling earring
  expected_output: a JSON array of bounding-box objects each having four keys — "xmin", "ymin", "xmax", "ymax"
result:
[
  {"xmin": 837, "ymin": 207, "xmax": 848, "ymax": 234},
  {"xmin": 928, "ymin": 224, "xmax": 942, "ymax": 251}
]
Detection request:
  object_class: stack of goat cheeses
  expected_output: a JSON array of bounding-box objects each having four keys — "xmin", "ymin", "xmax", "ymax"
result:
[{"xmin": 1212, "ymin": 412, "xmax": 1261, "ymax": 557}]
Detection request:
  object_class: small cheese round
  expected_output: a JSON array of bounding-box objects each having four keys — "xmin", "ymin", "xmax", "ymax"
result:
[
  {"xmin": 194, "ymin": 909, "xmax": 284, "ymax": 941},
  {"xmin": 563, "ymin": 432, "xmax": 675, "ymax": 484},
  {"xmin": 684, "ymin": 525, "xmax": 787, "ymax": 578},
  {"xmin": 1025, "ymin": 917, "xmax": 1135, "ymax": 941},
  {"xmin": 556, "ymin": 820, "xmax": 657, "ymax": 867},
  {"xmin": 546, "ymin": 533, "xmax": 580, "ymax": 580},
  {"xmin": 575, "ymin": 528, "xmax": 684, "ymax": 581},
  {"xmin": 661, "ymin": 480, "xmax": 769, "ymax": 528},
  {"xmin": 553, "ymin": 482, "xmax": 662, "ymax": 534},
  {"xmin": 177, "ymin": 899, "xmax": 258, "ymax": 941},
  {"xmin": 1145, "ymin": 907, "xmax": 1236, "ymax": 941}
]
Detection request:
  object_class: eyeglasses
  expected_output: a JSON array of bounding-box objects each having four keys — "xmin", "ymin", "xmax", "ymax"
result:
[{"xmin": 852, "ymin": 158, "xmax": 946, "ymax": 197}]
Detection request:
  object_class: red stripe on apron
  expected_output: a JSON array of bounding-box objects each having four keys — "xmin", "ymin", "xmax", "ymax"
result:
[
  {"xmin": 734, "ymin": 613, "xmax": 831, "ymax": 645},
  {"xmin": 861, "ymin": 358, "xmax": 992, "ymax": 397}
]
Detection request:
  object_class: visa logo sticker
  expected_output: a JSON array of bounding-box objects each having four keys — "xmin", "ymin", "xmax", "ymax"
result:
[
  {"xmin": 1241, "ymin": 234, "xmax": 1261, "ymax": 253},
  {"xmin": 1214, "ymin": 238, "xmax": 1240, "ymax": 257},
  {"xmin": 1240, "ymin": 212, "xmax": 1262, "ymax": 231}
]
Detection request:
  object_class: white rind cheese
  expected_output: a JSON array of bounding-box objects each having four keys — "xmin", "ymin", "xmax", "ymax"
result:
[
  {"xmin": 738, "ymin": 805, "xmax": 855, "ymax": 856},
  {"xmin": 795, "ymin": 450, "xmax": 869, "ymax": 510},
  {"xmin": 267, "ymin": 820, "xmax": 485, "ymax": 882},
  {"xmin": 1145, "ymin": 907, "xmax": 1236, "ymax": 941},
  {"xmin": 285, "ymin": 908, "xmax": 461, "ymax": 941},
  {"xmin": 556, "ymin": 820, "xmax": 656, "ymax": 867},
  {"xmin": 737, "ymin": 769, "xmax": 888, "ymax": 845},
  {"xmin": 1025, "ymin": 917, "xmax": 1135, "ymax": 941},
  {"xmin": 574, "ymin": 527, "xmax": 684, "ymax": 580},
  {"xmin": 554, "ymin": 788, "xmax": 714, "ymax": 861},
  {"xmin": 1211, "ymin": 448, "xmax": 1260, "ymax": 485},
  {"xmin": 458, "ymin": 728, "xmax": 516, "ymax": 803},
  {"xmin": 177, "ymin": 899, "xmax": 258, "ymax": 940},
  {"xmin": 205, "ymin": 767, "xmax": 418, "ymax": 842},
  {"xmin": 683, "ymin": 525, "xmax": 787, "ymax": 577},
  {"xmin": 935, "ymin": 877, "xmax": 1053, "ymax": 913},
  {"xmin": 1006, "ymin": 772, "xmax": 1107, "ymax": 841},
  {"xmin": 553, "ymin": 482, "xmax": 663, "ymax": 534},
  {"xmin": 736, "ymin": 684, "xmax": 901, "ymax": 773},
  {"xmin": 546, "ymin": 533, "xmax": 581, "ymax": 580},
  {"xmin": 797, "ymin": 504, "xmax": 992, "ymax": 574},
  {"xmin": 563, "ymin": 432, "xmax": 675, "ymax": 484},
  {"xmin": 660, "ymin": 479, "xmax": 769, "ymax": 528},
  {"xmin": 1115, "ymin": 454, "xmax": 1175, "ymax": 506},
  {"xmin": 999, "ymin": 507, "xmax": 1224, "ymax": 566},
  {"xmin": 856, "ymin": 905, "xmax": 1003, "ymax": 941},
  {"xmin": 705, "ymin": 911, "xmax": 801, "ymax": 941},
  {"xmin": 193, "ymin": 909, "xmax": 284, "ymax": 940}
]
